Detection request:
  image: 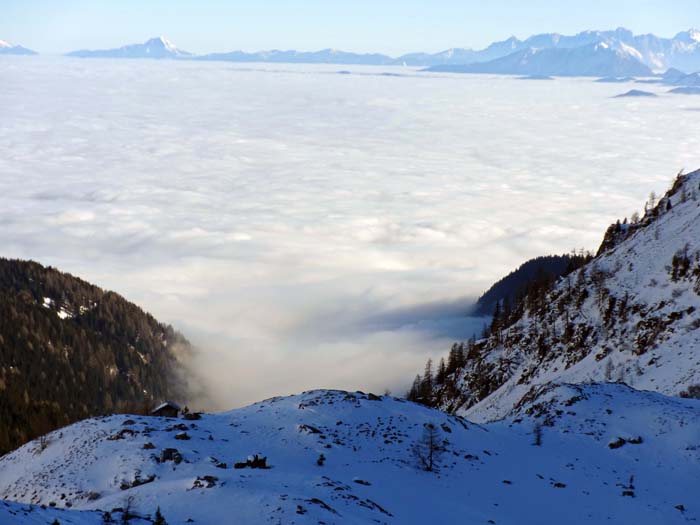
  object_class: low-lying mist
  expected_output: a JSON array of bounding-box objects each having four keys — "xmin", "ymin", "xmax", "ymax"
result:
[{"xmin": 1, "ymin": 57, "xmax": 698, "ymax": 408}]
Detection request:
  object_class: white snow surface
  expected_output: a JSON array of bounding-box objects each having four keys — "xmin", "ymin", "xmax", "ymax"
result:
[{"xmin": 1, "ymin": 386, "xmax": 699, "ymax": 524}]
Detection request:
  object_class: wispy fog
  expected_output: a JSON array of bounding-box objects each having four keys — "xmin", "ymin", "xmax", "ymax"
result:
[{"xmin": 1, "ymin": 57, "xmax": 698, "ymax": 408}]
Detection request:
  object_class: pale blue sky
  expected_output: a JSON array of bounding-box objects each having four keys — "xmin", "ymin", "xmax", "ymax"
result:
[{"xmin": 2, "ymin": 0, "xmax": 698, "ymax": 55}]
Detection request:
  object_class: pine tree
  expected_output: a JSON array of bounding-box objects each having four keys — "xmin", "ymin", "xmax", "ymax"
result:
[
  {"xmin": 490, "ymin": 301, "xmax": 501, "ymax": 333},
  {"xmin": 406, "ymin": 375, "xmax": 421, "ymax": 401},
  {"xmin": 153, "ymin": 507, "xmax": 167, "ymax": 525},
  {"xmin": 435, "ymin": 358, "xmax": 447, "ymax": 385},
  {"xmin": 420, "ymin": 359, "xmax": 433, "ymax": 402},
  {"xmin": 447, "ymin": 344, "xmax": 459, "ymax": 373}
]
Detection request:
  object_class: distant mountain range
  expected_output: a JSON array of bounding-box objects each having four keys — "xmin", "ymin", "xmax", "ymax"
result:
[
  {"xmin": 0, "ymin": 39, "xmax": 36, "ymax": 55},
  {"xmin": 66, "ymin": 36, "xmax": 192, "ymax": 59},
  {"xmin": 5, "ymin": 28, "xmax": 700, "ymax": 77},
  {"xmin": 57, "ymin": 28, "xmax": 700, "ymax": 76},
  {"xmin": 426, "ymin": 42, "xmax": 654, "ymax": 77},
  {"xmin": 198, "ymin": 48, "xmax": 396, "ymax": 65}
]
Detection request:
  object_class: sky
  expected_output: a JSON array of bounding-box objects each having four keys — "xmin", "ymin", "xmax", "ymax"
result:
[
  {"xmin": 1, "ymin": 0, "xmax": 699, "ymax": 55},
  {"xmin": 1, "ymin": 57, "xmax": 698, "ymax": 408}
]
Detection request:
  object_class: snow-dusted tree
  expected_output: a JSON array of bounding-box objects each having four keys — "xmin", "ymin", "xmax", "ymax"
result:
[
  {"xmin": 412, "ymin": 422, "xmax": 443, "ymax": 472},
  {"xmin": 648, "ymin": 191, "xmax": 657, "ymax": 211}
]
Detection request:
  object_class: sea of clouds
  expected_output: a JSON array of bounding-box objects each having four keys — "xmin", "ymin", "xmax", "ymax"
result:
[{"xmin": 1, "ymin": 57, "xmax": 698, "ymax": 408}]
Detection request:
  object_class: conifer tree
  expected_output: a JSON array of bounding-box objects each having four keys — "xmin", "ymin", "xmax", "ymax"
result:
[
  {"xmin": 435, "ymin": 358, "xmax": 447, "ymax": 385},
  {"xmin": 420, "ymin": 359, "xmax": 434, "ymax": 402},
  {"xmin": 154, "ymin": 507, "xmax": 167, "ymax": 525},
  {"xmin": 406, "ymin": 375, "xmax": 421, "ymax": 401}
]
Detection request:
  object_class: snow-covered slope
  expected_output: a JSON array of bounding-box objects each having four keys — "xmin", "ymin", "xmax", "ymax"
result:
[
  {"xmin": 0, "ymin": 501, "xmax": 103, "ymax": 525},
  {"xmin": 67, "ymin": 37, "xmax": 192, "ymax": 59},
  {"xmin": 1, "ymin": 386, "xmax": 699, "ymax": 524},
  {"xmin": 435, "ymin": 169, "xmax": 700, "ymax": 422}
]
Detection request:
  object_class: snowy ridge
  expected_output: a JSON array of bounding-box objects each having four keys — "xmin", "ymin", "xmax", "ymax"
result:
[
  {"xmin": 1, "ymin": 386, "xmax": 700, "ymax": 524},
  {"xmin": 440, "ymin": 169, "xmax": 700, "ymax": 422}
]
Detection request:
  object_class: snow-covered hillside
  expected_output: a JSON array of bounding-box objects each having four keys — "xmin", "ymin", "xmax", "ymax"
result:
[
  {"xmin": 434, "ymin": 168, "xmax": 700, "ymax": 422},
  {"xmin": 1, "ymin": 386, "xmax": 699, "ymax": 524}
]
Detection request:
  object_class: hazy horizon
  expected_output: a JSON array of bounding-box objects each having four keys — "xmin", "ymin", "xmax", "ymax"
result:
[{"xmin": 2, "ymin": 0, "xmax": 698, "ymax": 55}]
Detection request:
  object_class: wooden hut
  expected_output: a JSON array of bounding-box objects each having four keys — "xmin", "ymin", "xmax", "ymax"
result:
[{"xmin": 151, "ymin": 401, "xmax": 181, "ymax": 418}]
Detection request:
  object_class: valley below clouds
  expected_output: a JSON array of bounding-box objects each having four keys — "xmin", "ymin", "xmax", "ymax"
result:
[{"xmin": 1, "ymin": 56, "xmax": 698, "ymax": 407}]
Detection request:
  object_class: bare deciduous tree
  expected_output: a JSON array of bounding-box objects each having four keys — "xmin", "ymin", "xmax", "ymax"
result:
[{"xmin": 412, "ymin": 422, "xmax": 443, "ymax": 472}]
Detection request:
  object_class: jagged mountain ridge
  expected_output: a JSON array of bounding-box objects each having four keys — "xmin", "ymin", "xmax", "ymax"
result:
[
  {"xmin": 1, "ymin": 385, "xmax": 699, "ymax": 524},
  {"xmin": 0, "ymin": 258, "xmax": 190, "ymax": 455},
  {"xmin": 427, "ymin": 168, "xmax": 700, "ymax": 422},
  {"xmin": 195, "ymin": 28, "xmax": 700, "ymax": 72},
  {"xmin": 426, "ymin": 41, "xmax": 655, "ymax": 77},
  {"xmin": 58, "ymin": 28, "xmax": 700, "ymax": 72}
]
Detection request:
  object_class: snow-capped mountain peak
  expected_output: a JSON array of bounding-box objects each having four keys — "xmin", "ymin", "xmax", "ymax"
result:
[
  {"xmin": 67, "ymin": 37, "xmax": 192, "ymax": 59},
  {"xmin": 0, "ymin": 39, "xmax": 37, "ymax": 55},
  {"xmin": 145, "ymin": 36, "xmax": 178, "ymax": 52},
  {"xmin": 675, "ymin": 28, "xmax": 700, "ymax": 43}
]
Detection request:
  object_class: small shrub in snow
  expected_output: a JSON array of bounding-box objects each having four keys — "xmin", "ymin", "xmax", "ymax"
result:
[{"xmin": 680, "ymin": 384, "xmax": 700, "ymax": 399}]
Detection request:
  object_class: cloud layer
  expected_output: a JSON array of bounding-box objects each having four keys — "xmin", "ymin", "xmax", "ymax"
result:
[{"xmin": 1, "ymin": 57, "xmax": 698, "ymax": 408}]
